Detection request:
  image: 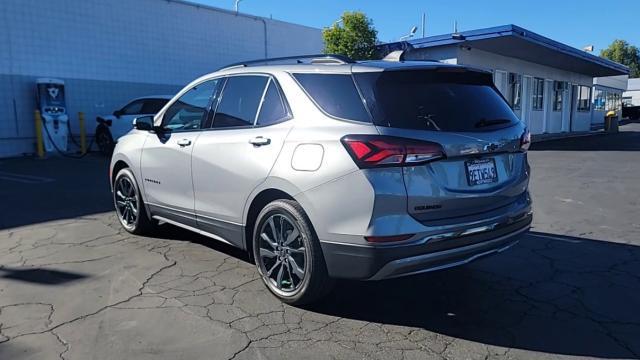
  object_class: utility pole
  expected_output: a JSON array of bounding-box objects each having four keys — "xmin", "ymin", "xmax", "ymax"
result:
[{"xmin": 421, "ymin": 13, "xmax": 426, "ymax": 38}]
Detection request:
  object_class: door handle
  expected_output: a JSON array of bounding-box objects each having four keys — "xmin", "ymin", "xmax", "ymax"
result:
[
  {"xmin": 249, "ymin": 136, "xmax": 271, "ymax": 146},
  {"xmin": 177, "ymin": 139, "xmax": 192, "ymax": 147}
]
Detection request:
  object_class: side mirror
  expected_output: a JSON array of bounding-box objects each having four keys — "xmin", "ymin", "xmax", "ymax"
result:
[
  {"xmin": 113, "ymin": 109, "xmax": 123, "ymax": 118},
  {"xmin": 133, "ymin": 116, "xmax": 154, "ymax": 131}
]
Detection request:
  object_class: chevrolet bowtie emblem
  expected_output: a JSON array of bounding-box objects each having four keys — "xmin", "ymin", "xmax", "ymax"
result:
[{"xmin": 484, "ymin": 143, "xmax": 499, "ymax": 152}]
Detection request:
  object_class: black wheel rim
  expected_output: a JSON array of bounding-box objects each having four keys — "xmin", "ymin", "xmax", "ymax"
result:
[
  {"xmin": 115, "ymin": 176, "xmax": 138, "ymax": 228},
  {"xmin": 258, "ymin": 213, "xmax": 307, "ymax": 295}
]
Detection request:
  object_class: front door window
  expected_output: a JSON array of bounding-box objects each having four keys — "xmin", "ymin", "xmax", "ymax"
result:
[{"xmin": 162, "ymin": 80, "xmax": 220, "ymax": 131}]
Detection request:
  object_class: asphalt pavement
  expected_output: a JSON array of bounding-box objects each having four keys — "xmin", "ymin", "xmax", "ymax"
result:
[{"xmin": 1, "ymin": 124, "xmax": 639, "ymax": 359}]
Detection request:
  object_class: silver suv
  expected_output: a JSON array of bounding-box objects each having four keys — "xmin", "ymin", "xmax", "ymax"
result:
[{"xmin": 110, "ymin": 54, "xmax": 532, "ymax": 304}]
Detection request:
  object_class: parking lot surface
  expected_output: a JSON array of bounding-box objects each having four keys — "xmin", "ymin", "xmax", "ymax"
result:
[{"xmin": 1, "ymin": 124, "xmax": 639, "ymax": 360}]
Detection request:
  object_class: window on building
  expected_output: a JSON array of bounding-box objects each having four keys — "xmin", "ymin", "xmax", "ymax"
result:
[
  {"xmin": 623, "ymin": 96, "xmax": 633, "ymax": 107},
  {"xmin": 494, "ymin": 70, "xmax": 508, "ymax": 98},
  {"xmin": 606, "ymin": 92, "xmax": 613, "ymax": 111},
  {"xmin": 532, "ymin": 78, "xmax": 544, "ymax": 110},
  {"xmin": 213, "ymin": 76, "xmax": 269, "ymax": 128},
  {"xmin": 616, "ymin": 93, "xmax": 622, "ymax": 111},
  {"xmin": 576, "ymin": 86, "xmax": 591, "ymax": 112},
  {"xmin": 508, "ymin": 73, "xmax": 522, "ymax": 110},
  {"xmin": 594, "ymin": 89, "xmax": 606, "ymax": 111},
  {"xmin": 552, "ymin": 81, "xmax": 565, "ymax": 111}
]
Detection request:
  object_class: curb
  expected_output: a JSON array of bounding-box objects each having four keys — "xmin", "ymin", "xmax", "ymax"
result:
[{"xmin": 531, "ymin": 131, "xmax": 608, "ymax": 143}]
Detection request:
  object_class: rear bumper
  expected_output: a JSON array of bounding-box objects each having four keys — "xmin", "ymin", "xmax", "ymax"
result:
[{"xmin": 320, "ymin": 212, "xmax": 531, "ymax": 280}]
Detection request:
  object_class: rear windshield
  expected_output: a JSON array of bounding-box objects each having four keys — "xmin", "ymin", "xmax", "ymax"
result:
[{"xmin": 354, "ymin": 70, "xmax": 519, "ymax": 132}]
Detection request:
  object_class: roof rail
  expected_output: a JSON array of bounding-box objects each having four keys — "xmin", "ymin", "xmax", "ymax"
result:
[{"xmin": 217, "ymin": 54, "xmax": 355, "ymax": 71}]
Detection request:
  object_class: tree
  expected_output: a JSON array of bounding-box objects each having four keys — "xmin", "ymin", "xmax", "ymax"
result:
[
  {"xmin": 322, "ymin": 11, "xmax": 378, "ymax": 60},
  {"xmin": 600, "ymin": 39, "xmax": 640, "ymax": 78}
]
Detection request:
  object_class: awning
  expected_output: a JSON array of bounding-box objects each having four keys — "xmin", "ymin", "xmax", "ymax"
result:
[{"xmin": 378, "ymin": 25, "xmax": 629, "ymax": 77}]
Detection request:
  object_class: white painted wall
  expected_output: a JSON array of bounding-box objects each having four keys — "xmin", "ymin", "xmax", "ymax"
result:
[
  {"xmin": 0, "ymin": 0, "xmax": 322, "ymax": 84},
  {"xmin": 594, "ymin": 75, "xmax": 628, "ymax": 91},
  {"xmin": 623, "ymin": 78, "xmax": 640, "ymax": 106},
  {"xmin": 0, "ymin": 0, "xmax": 323, "ymax": 157},
  {"xmin": 457, "ymin": 48, "xmax": 594, "ymax": 87},
  {"xmin": 404, "ymin": 45, "xmax": 459, "ymax": 64}
]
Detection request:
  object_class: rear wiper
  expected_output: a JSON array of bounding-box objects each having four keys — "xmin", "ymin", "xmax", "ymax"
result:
[{"xmin": 474, "ymin": 118, "xmax": 511, "ymax": 128}]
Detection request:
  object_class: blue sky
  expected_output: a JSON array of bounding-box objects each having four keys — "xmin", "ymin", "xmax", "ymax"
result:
[{"xmin": 196, "ymin": 0, "xmax": 639, "ymax": 53}]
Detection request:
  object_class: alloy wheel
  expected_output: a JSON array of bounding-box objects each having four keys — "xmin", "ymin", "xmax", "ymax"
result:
[
  {"xmin": 257, "ymin": 213, "xmax": 308, "ymax": 294},
  {"xmin": 115, "ymin": 176, "xmax": 138, "ymax": 229}
]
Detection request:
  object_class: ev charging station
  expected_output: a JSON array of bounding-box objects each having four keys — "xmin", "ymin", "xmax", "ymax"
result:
[{"xmin": 36, "ymin": 78, "xmax": 69, "ymax": 153}]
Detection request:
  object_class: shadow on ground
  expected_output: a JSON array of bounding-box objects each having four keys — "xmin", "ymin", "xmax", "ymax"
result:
[
  {"xmin": 531, "ymin": 123, "xmax": 640, "ymax": 151},
  {"xmin": 153, "ymin": 222, "xmax": 252, "ymax": 263},
  {"xmin": 304, "ymin": 232, "xmax": 640, "ymax": 358},
  {"xmin": 157, "ymin": 222, "xmax": 640, "ymax": 358},
  {"xmin": 0, "ymin": 267, "xmax": 89, "ymax": 285},
  {"xmin": 0, "ymin": 155, "xmax": 113, "ymax": 229}
]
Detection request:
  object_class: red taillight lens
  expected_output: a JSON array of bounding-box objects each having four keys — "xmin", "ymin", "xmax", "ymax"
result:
[
  {"xmin": 341, "ymin": 135, "xmax": 445, "ymax": 168},
  {"xmin": 520, "ymin": 129, "xmax": 531, "ymax": 152},
  {"xmin": 365, "ymin": 234, "xmax": 414, "ymax": 243}
]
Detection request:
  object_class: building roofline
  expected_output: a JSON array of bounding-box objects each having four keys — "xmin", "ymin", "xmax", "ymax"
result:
[
  {"xmin": 159, "ymin": 0, "xmax": 321, "ymax": 31},
  {"xmin": 382, "ymin": 24, "xmax": 628, "ymax": 76}
]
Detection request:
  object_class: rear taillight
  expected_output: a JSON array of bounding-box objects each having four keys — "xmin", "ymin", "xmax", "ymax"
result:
[
  {"xmin": 520, "ymin": 129, "xmax": 531, "ymax": 152},
  {"xmin": 341, "ymin": 135, "xmax": 445, "ymax": 168}
]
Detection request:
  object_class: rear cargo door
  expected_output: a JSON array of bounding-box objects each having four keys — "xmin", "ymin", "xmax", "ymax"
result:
[{"xmin": 354, "ymin": 68, "xmax": 529, "ymax": 222}]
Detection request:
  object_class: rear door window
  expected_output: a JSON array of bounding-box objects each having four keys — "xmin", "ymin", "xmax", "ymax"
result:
[
  {"xmin": 213, "ymin": 75, "xmax": 269, "ymax": 128},
  {"xmin": 293, "ymin": 73, "xmax": 370, "ymax": 123},
  {"xmin": 354, "ymin": 70, "xmax": 520, "ymax": 132},
  {"xmin": 121, "ymin": 100, "xmax": 144, "ymax": 115},
  {"xmin": 256, "ymin": 79, "xmax": 289, "ymax": 126}
]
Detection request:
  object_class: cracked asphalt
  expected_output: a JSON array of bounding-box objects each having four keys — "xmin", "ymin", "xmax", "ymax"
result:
[{"xmin": 1, "ymin": 123, "xmax": 640, "ymax": 359}]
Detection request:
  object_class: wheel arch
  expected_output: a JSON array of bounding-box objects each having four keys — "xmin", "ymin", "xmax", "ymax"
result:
[
  {"xmin": 111, "ymin": 158, "xmax": 154, "ymax": 222},
  {"xmin": 244, "ymin": 188, "xmax": 296, "ymax": 260},
  {"xmin": 111, "ymin": 160, "xmax": 129, "ymax": 187}
]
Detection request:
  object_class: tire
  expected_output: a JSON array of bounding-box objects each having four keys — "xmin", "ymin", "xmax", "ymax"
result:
[
  {"xmin": 113, "ymin": 168, "xmax": 157, "ymax": 235},
  {"xmin": 96, "ymin": 126, "xmax": 114, "ymax": 155},
  {"xmin": 253, "ymin": 199, "xmax": 334, "ymax": 305}
]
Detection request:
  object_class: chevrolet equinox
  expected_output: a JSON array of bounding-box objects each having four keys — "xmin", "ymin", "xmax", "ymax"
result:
[{"xmin": 110, "ymin": 54, "xmax": 532, "ymax": 304}]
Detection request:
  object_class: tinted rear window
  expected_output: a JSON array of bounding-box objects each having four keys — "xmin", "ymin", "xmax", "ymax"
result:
[
  {"xmin": 293, "ymin": 74, "xmax": 370, "ymax": 122},
  {"xmin": 256, "ymin": 80, "xmax": 289, "ymax": 126},
  {"xmin": 354, "ymin": 70, "xmax": 520, "ymax": 132}
]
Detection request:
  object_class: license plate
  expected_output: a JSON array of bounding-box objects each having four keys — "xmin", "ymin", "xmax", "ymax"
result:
[{"xmin": 465, "ymin": 158, "xmax": 498, "ymax": 186}]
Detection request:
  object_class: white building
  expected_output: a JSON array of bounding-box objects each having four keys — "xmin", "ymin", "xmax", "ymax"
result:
[
  {"xmin": 378, "ymin": 25, "xmax": 629, "ymax": 135},
  {"xmin": 623, "ymin": 78, "xmax": 640, "ymax": 106},
  {"xmin": 593, "ymin": 75, "xmax": 627, "ymax": 128},
  {"xmin": 0, "ymin": 0, "xmax": 323, "ymax": 158}
]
